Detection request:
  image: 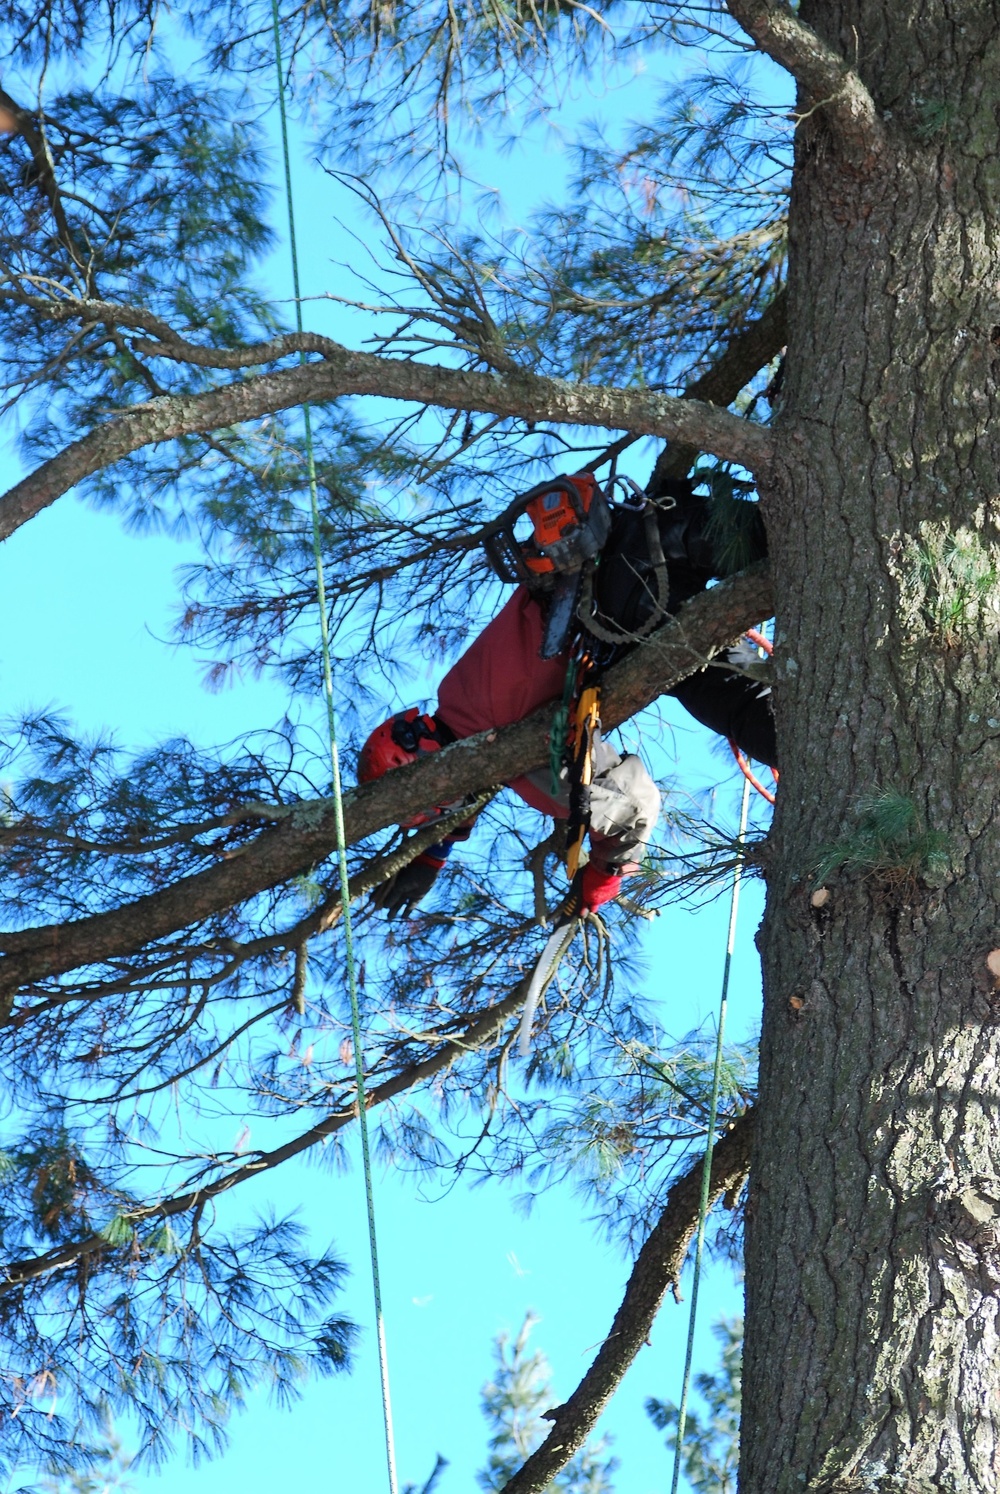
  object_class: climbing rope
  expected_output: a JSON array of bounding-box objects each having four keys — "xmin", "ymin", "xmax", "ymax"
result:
[
  {"xmin": 669, "ymin": 772, "xmax": 751, "ymax": 1494},
  {"xmin": 269, "ymin": 12, "xmax": 398, "ymax": 1492}
]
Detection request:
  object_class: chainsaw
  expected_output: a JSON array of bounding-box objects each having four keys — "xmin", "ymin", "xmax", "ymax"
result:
[{"xmin": 483, "ymin": 473, "xmax": 612, "ymax": 657}]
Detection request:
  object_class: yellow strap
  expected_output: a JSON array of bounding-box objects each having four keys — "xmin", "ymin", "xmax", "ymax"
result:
[
  {"xmin": 566, "ymin": 828, "xmax": 586, "ymax": 881},
  {"xmin": 576, "ymin": 687, "xmax": 601, "ymax": 785},
  {"xmin": 565, "ymin": 683, "xmax": 601, "ymax": 879}
]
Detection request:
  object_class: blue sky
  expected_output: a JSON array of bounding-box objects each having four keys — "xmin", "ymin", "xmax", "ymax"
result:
[
  {"xmin": 0, "ymin": 449, "xmax": 764, "ymax": 1494},
  {"xmin": 0, "ymin": 34, "xmax": 772, "ymax": 1494}
]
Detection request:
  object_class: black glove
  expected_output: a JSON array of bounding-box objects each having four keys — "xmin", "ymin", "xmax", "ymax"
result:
[{"xmin": 370, "ymin": 855, "xmax": 441, "ymax": 919}]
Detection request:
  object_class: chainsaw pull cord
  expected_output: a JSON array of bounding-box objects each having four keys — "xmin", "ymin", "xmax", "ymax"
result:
[
  {"xmin": 269, "ymin": 11, "xmax": 398, "ymax": 1493},
  {"xmin": 670, "ymin": 772, "xmax": 752, "ymax": 1494}
]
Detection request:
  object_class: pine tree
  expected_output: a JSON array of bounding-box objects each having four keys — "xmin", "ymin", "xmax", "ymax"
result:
[
  {"xmin": 479, "ymin": 1315, "xmax": 617, "ymax": 1494},
  {"xmin": 41, "ymin": 1424, "xmax": 135, "ymax": 1494},
  {"xmin": 647, "ymin": 1316, "xmax": 742, "ymax": 1494},
  {"xmin": 0, "ymin": 1, "xmax": 998, "ymax": 1489}
]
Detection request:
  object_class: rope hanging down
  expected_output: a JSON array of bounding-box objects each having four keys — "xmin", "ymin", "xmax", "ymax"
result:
[
  {"xmin": 669, "ymin": 773, "xmax": 751, "ymax": 1494},
  {"xmin": 269, "ymin": 13, "xmax": 398, "ymax": 1493}
]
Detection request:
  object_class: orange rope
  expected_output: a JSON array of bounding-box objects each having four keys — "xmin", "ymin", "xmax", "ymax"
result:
[{"xmin": 729, "ymin": 629, "xmax": 778, "ymax": 805}]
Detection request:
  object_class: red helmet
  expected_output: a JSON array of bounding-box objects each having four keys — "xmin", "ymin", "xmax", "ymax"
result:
[{"xmin": 357, "ymin": 709, "xmax": 449, "ymax": 784}]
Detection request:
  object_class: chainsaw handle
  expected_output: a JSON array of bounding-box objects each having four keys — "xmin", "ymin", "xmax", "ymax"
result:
[{"xmin": 483, "ymin": 529, "xmax": 534, "ymax": 585}]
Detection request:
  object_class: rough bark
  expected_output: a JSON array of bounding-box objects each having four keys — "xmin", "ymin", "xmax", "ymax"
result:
[
  {"xmin": 0, "ymin": 338, "xmax": 772, "ymax": 543},
  {"xmin": 743, "ymin": 5, "xmax": 1000, "ymax": 1489},
  {"xmin": 724, "ymin": 0, "xmax": 885, "ymax": 166},
  {"xmin": 0, "ymin": 565, "xmax": 772, "ymax": 996}
]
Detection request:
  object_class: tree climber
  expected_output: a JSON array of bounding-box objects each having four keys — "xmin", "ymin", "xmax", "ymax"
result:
[{"xmin": 358, "ymin": 473, "xmax": 775, "ymax": 919}]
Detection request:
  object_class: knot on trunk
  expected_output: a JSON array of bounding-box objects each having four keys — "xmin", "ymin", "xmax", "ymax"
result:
[{"xmin": 929, "ymin": 1180, "xmax": 1000, "ymax": 1284}]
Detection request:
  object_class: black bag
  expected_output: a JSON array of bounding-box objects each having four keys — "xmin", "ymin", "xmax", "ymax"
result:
[
  {"xmin": 585, "ymin": 481, "xmax": 767, "ymax": 642},
  {"xmin": 583, "ymin": 480, "xmax": 777, "ymax": 767}
]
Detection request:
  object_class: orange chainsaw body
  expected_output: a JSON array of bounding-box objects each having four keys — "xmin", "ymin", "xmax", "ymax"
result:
[
  {"xmin": 484, "ymin": 472, "xmax": 611, "ymax": 587},
  {"xmin": 521, "ymin": 473, "xmax": 603, "ymax": 575}
]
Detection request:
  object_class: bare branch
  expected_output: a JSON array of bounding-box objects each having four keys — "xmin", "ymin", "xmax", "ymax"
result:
[
  {"xmin": 0, "ymin": 335, "xmax": 774, "ymax": 543},
  {"xmin": 501, "ymin": 1109, "xmax": 755, "ymax": 1494},
  {"xmin": 0, "ymin": 565, "xmax": 773, "ymax": 997},
  {"xmin": 724, "ymin": 0, "xmax": 885, "ymax": 163},
  {"xmin": 652, "ymin": 288, "xmax": 786, "ymax": 485}
]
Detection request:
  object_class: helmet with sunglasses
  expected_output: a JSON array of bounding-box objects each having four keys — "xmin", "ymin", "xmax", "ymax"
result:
[{"xmin": 358, "ymin": 708, "xmax": 454, "ymax": 827}]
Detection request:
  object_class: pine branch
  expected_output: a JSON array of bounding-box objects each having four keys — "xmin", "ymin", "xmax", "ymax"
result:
[
  {"xmin": 724, "ymin": 0, "xmax": 885, "ymax": 163},
  {"xmin": 0, "ymin": 338, "xmax": 773, "ymax": 544},
  {"xmin": 0, "ymin": 88, "xmax": 81, "ymax": 267},
  {"xmin": 7, "ymin": 794, "xmax": 497, "ymax": 1032},
  {"xmin": 0, "ymin": 969, "xmax": 539, "ymax": 1294},
  {"xmin": 0, "ymin": 564, "xmax": 773, "ymax": 997},
  {"xmin": 500, "ymin": 1110, "xmax": 755, "ymax": 1494}
]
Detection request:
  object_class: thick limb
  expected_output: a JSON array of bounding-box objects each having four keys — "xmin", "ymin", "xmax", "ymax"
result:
[
  {"xmin": 724, "ymin": 0, "xmax": 885, "ymax": 165},
  {"xmin": 500, "ymin": 1112, "xmax": 755, "ymax": 1494},
  {"xmin": 0, "ymin": 566, "xmax": 773, "ymax": 997},
  {"xmin": 0, "ymin": 341, "xmax": 773, "ymax": 544}
]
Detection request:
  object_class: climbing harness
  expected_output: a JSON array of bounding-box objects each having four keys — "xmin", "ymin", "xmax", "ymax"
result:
[
  {"xmin": 669, "ymin": 773, "xmax": 751, "ymax": 1494},
  {"xmin": 270, "ymin": 11, "xmax": 398, "ymax": 1492},
  {"xmin": 576, "ymin": 494, "xmax": 672, "ymax": 647},
  {"xmin": 729, "ymin": 628, "xmax": 779, "ymax": 806}
]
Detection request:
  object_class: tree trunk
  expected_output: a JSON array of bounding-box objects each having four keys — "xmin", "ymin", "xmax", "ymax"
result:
[{"xmin": 743, "ymin": 4, "xmax": 1000, "ymax": 1489}]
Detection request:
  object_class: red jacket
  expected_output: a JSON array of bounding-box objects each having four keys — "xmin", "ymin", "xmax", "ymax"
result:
[{"xmin": 435, "ymin": 588, "xmax": 568, "ymax": 817}]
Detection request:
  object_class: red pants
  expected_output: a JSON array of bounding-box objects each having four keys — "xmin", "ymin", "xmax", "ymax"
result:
[{"xmin": 435, "ymin": 589, "xmax": 568, "ymax": 817}]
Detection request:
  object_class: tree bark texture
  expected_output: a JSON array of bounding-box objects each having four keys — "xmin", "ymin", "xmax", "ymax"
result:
[{"xmin": 744, "ymin": 5, "xmax": 1000, "ymax": 1490}]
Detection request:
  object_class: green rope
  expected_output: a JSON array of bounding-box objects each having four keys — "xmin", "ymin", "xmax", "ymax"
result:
[
  {"xmin": 269, "ymin": 13, "xmax": 398, "ymax": 1493},
  {"xmin": 669, "ymin": 773, "xmax": 751, "ymax": 1494},
  {"xmin": 549, "ymin": 652, "xmax": 577, "ymax": 795}
]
